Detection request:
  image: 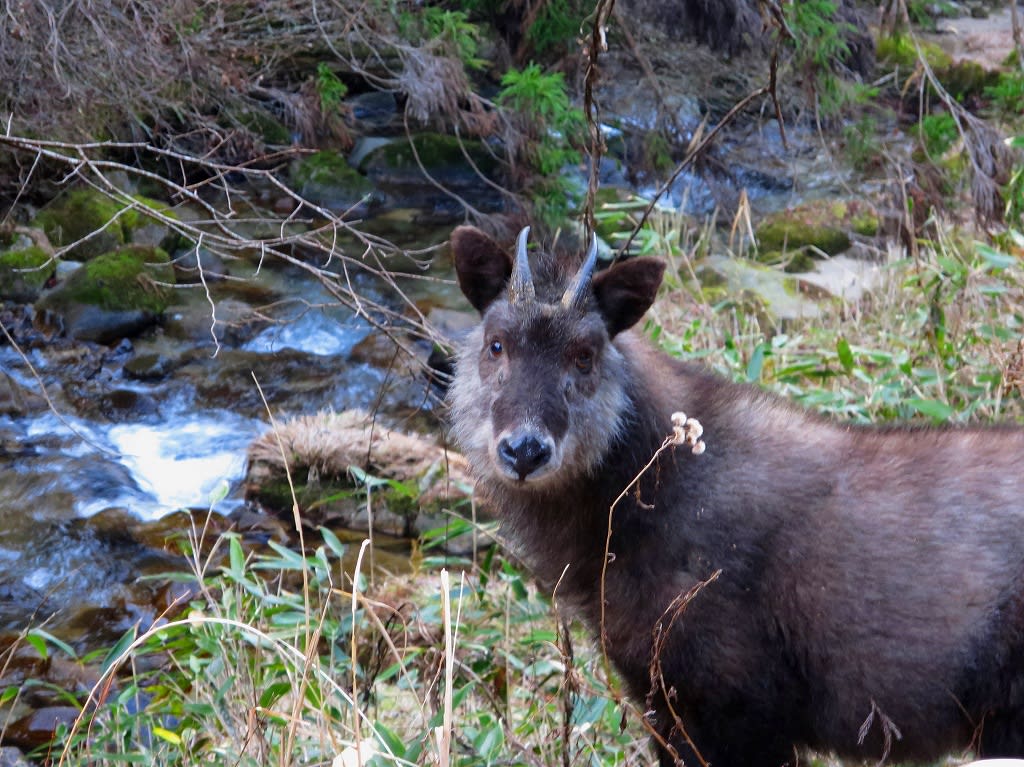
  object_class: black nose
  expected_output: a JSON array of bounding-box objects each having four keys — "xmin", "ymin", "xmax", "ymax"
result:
[{"xmin": 498, "ymin": 434, "xmax": 552, "ymax": 480}]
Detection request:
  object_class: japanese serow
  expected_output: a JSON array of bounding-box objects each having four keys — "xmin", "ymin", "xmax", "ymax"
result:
[{"xmin": 446, "ymin": 225, "xmax": 1024, "ymax": 767}]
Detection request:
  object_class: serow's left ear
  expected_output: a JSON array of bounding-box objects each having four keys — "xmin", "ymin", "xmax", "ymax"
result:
[{"xmin": 592, "ymin": 258, "xmax": 666, "ymax": 337}]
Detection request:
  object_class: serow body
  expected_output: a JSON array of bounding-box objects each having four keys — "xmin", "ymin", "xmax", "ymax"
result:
[{"xmin": 447, "ymin": 225, "xmax": 1024, "ymax": 767}]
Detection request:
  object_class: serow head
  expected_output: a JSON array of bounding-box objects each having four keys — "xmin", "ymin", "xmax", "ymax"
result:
[{"xmin": 449, "ymin": 225, "xmax": 666, "ymax": 486}]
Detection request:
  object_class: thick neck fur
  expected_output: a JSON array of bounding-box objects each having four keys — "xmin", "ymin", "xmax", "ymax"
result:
[{"xmin": 460, "ymin": 333, "xmax": 721, "ymax": 611}]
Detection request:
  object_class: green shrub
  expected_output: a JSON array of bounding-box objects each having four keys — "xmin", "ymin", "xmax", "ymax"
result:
[
  {"xmin": 498, "ymin": 64, "xmax": 586, "ymax": 226},
  {"xmin": 985, "ymin": 72, "xmax": 1024, "ymax": 118},
  {"xmin": 919, "ymin": 112, "xmax": 958, "ymax": 157}
]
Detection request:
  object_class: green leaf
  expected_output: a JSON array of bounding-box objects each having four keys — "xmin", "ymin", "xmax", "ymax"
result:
[
  {"xmin": 102, "ymin": 627, "xmax": 139, "ymax": 675},
  {"xmin": 259, "ymin": 681, "xmax": 291, "ymax": 709},
  {"xmin": 228, "ymin": 535, "xmax": 245, "ymax": 576},
  {"xmin": 746, "ymin": 342, "xmax": 767, "ymax": 382},
  {"xmin": 836, "ymin": 338, "xmax": 854, "ymax": 372},
  {"xmin": 976, "ymin": 243, "xmax": 1016, "ymax": 271},
  {"xmin": 373, "ymin": 722, "xmax": 408, "ymax": 760},
  {"xmin": 319, "ymin": 526, "xmax": 347, "ymax": 558},
  {"xmin": 27, "ymin": 629, "xmax": 77, "ymax": 660},
  {"xmin": 207, "ymin": 479, "xmax": 230, "ymax": 504},
  {"xmin": 152, "ymin": 726, "xmax": 182, "ymax": 745},
  {"xmin": 906, "ymin": 398, "xmax": 954, "ymax": 422},
  {"xmin": 25, "ymin": 632, "xmax": 47, "ymax": 659}
]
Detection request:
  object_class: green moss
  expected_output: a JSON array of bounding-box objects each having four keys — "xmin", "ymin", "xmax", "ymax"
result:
[
  {"xmin": 30, "ymin": 189, "xmax": 178, "ymax": 261},
  {"xmin": 756, "ymin": 217, "xmax": 851, "ymax": 256},
  {"xmin": 0, "ymin": 244, "xmax": 53, "ymax": 300},
  {"xmin": 57, "ymin": 245, "xmax": 175, "ymax": 313},
  {"xmin": 849, "ymin": 211, "xmax": 879, "ymax": 237},
  {"xmin": 236, "ymin": 108, "xmax": 292, "ymax": 145},
  {"xmin": 877, "ymin": 34, "xmax": 951, "ymax": 71},
  {"xmin": 938, "ymin": 60, "xmax": 999, "ymax": 103},
  {"xmin": 32, "ymin": 189, "xmax": 131, "ymax": 260},
  {"xmin": 756, "ymin": 199, "xmax": 878, "ymax": 257},
  {"xmin": 292, "ymin": 151, "xmax": 367, "ymax": 190},
  {"xmin": 642, "ymin": 131, "xmax": 674, "ymax": 175},
  {"xmin": 362, "ymin": 133, "xmax": 498, "ymax": 178}
]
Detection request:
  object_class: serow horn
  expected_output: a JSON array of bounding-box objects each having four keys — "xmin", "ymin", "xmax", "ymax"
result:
[
  {"xmin": 561, "ymin": 234, "xmax": 598, "ymax": 309},
  {"xmin": 508, "ymin": 226, "xmax": 536, "ymax": 305}
]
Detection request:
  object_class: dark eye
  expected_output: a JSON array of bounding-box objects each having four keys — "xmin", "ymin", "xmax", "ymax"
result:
[
  {"xmin": 575, "ymin": 350, "xmax": 593, "ymax": 374},
  {"xmin": 489, "ymin": 339, "xmax": 503, "ymax": 358}
]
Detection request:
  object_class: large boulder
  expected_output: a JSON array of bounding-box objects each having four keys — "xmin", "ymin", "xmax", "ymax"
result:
[
  {"xmin": 755, "ymin": 198, "xmax": 879, "ymax": 262},
  {"xmin": 35, "ymin": 244, "xmax": 176, "ymax": 343},
  {"xmin": 289, "ymin": 150, "xmax": 377, "ymax": 214},
  {"xmin": 32, "ymin": 188, "xmax": 180, "ymax": 261},
  {"xmin": 359, "ymin": 133, "xmax": 506, "ymax": 216},
  {"xmin": 0, "ymin": 229, "xmax": 55, "ymax": 302}
]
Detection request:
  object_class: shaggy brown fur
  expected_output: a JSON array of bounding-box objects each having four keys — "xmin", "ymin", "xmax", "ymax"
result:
[
  {"xmin": 246, "ymin": 410, "xmax": 475, "ymax": 533},
  {"xmin": 447, "ymin": 225, "xmax": 1024, "ymax": 767}
]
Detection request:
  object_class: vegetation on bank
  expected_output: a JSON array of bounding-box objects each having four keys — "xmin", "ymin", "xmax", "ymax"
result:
[{"xmin": 6, "ymin": 215, "xmax": 1020, "ymax": 766}]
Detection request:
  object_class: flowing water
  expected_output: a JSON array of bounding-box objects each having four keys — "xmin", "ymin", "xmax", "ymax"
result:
[{"xmin": 0, "ymin": 244, "xmax": 448, "ymax": 651}]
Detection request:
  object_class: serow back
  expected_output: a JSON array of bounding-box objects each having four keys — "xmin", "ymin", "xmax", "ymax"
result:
[{"xmin": 447, "ymin": 224, "xmax": 1024, "ymax": 767}]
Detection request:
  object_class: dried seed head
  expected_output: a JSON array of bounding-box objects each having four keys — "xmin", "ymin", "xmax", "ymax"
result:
[{"xmin": 670, "ymin": 411, "xmax": 706, "ymax": 456}]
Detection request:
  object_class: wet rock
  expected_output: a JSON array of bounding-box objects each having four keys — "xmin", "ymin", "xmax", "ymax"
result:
[
  {"xmin": 0, "ymin": 230, "xmax": 56, "ymax": 302},
  {"xmin": 170, "ymin": 244, "xmax": 228, "ymax": 284},
  {"xmin": 0, "ymin": 746, "xmax": 31, "ymax": 767},
  {"xmin": 347, "ymin": 91, "xmax": 400, "ymax": 133},
  {"xmin": 32, "ymin": 189, "xmax": 181, "ymax": 262},
  {"xmin": 4, "ymin": 706, "xmax": 80, "ymax": 750},
  {"xmin": 163, "ymin": 296, "xmax": 266, "ymax": 348},
  {"xmin": 70, "ymin": 388, "xmax": 160, "ymax": 423},
  {"xmin": 359, "ymin": 133, "xmax": 506, "ymax": 217},
  {"xmin": 35, "ymin": 245, "xmax": 176, "ymax": 343},
  {"xmin": 754, "ymin": 199, "xmax": 878, "ymax": 258},
  {"xmin": 0, "ymin": 641, "xmax": 100, "ymax": 699},
  {"xmin": 123, "ymin": 352, "xmax": 174, "ymax": 381},
  {"xmin": 290, "ymin": 150, "xmax": 377, "ymax": 215},
  {"xmin": 0, "ymin": 578, "xmax": 55, "ymax": 632},
  {"xmin": 128, "ymin": 197, "xmax": 184, "ymax": 255},
  {"xmin": 0, "ymin": 372, "xmax": 46, "ymax": 417}
]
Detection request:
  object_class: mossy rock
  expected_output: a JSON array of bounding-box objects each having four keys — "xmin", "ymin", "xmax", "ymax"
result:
[
  {"xmin": 128, "ymin": 195, "xmax": 184, "ymax": 254},
  {"xmin": 32, "ymin": 189, "xmax": 131, "ymax": 260},
  {"xmin": 755, "ymin": 199, "xmax": 878, "ymax": 258},
  {"xmin": 758, "ymin": 249, "xmax": 817, "ymax": 274},
  {"xmin": 0, "ymin": 234, "xmax": 55, "ymax": 302},
  {"xmin": 31, "ymin": 189, "xmax": 179, "ymax": 261},
  {"xmin": 290, "ymin": 150, "xmax": 376, "ymax": 211},
  {"xmin": 36, "ymin": 245, "xmax": 175, "ymax": 342},
  {"xmin": 937, "ymin": 60, "xmax": 1000, "ymax": 103},
  {"xmin": 360, "ymin": 133, "xmax": 501, "ymax": 189},
  {"xmin": 236, "ymin": 107, "xmax": 292, "ymax": 145},
  {"xmin": 877, "ymin": 34, "xmax": 951, "ymax": 71},
  {"xmin": 57, "ymin": 245, "xmax": 174, "ymax": 312}
]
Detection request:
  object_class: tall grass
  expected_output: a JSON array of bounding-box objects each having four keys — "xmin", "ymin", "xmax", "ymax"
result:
[
  {"xmin": 31, "ymin": 510, "xmax": 650, "ymax": 766},
  {"xmin": 612, "ymin": 203, "xmax": 1024, "ymax": 425}
]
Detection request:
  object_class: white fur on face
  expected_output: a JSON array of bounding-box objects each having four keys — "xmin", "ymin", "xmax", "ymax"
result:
[{"xmin": 449, "ymin": 322, "xmax": 632, "ymax": 490}]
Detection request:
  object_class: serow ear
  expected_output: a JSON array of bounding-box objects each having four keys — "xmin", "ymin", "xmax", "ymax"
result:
[
  {"xmin": 451, "ymin": 226, "xmax": 513, "ymax": 314},
  {"xmin": 592, "ymin": 258, "xmax": 666, "ymax": 336}
]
